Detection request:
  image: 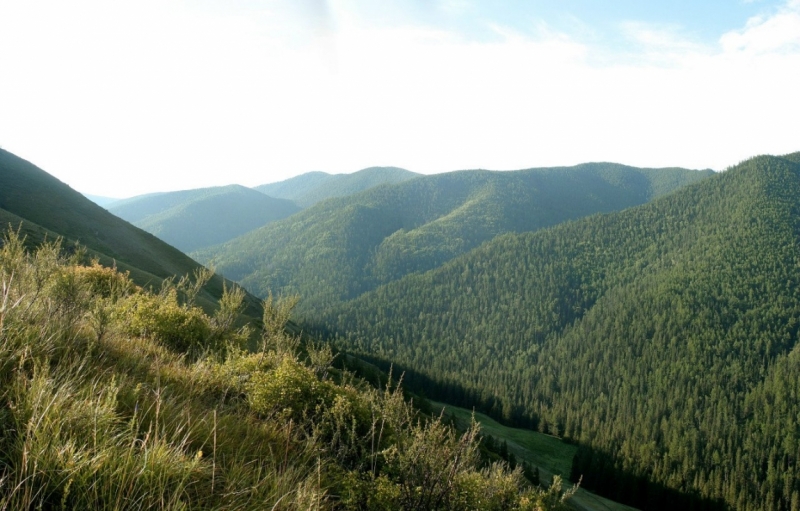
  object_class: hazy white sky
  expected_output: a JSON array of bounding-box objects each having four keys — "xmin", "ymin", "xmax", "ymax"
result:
[{"xmin": 1, "ymin": 0, "xmax": 799, "ymax": 198}]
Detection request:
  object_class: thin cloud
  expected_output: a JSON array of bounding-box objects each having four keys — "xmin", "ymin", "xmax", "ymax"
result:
[
  {"xmin": 619, "ymin": 22, "xmax": 706, "ymax": 52},
  {"xmin": 1, "ymin": 0, "xmax": 799, "ymax": 196},
  {"xmin": 720, "ymin": 0, "xmax": 800, "ymax": 53}
]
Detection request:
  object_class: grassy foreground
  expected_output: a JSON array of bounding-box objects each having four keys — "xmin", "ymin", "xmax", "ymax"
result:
[
  {"xmin": 431, "ymin": 402, "xmax": 639, "ymax": 511},
  {"xmin": 0, "ymin": 229, "xmax": 577, "ymax": 510}
]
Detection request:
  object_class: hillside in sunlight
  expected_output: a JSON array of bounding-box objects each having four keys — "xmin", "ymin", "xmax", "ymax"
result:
[{"xmin": 199, "ymin": 163, "xmax": 712, "ymax": 314}]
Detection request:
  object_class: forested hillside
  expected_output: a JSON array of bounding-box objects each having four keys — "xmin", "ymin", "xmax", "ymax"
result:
[
  {"xmin": 200, "ymin": 163, "xmax": 711, "ymax": 313},
  {"xmin": 109, "ymin": 185, "xmax": 300, "ymax": 253},
  {"xmin": 315, "ymin": 154, "xmax": 800, "ymax": 510},
  {"xmin": 254, "ymin": 166, "xmax": 420, "ymax": 207}
]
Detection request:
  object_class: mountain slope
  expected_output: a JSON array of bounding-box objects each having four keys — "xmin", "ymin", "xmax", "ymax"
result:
[
  {"xmin": 318, "ymin": 154, "xmax": 800, "ymax": 510},
  {"xmin": 199, "ymin": 163, "xmax": 712, "ymax": 312},
  {"xmin": 252, "ymin": 171, "xmax": 335, "ymax": 202},
  {"xmin": 109, "ymin": 185, "xmax": 300, "ymax": 253},
  {"xmin": 254, "ymin": 166, "xmax": 420, "ymax": 207},
  {"xmin": 0, "ymin": 148, "xmax": 254, "ymax": 311}
]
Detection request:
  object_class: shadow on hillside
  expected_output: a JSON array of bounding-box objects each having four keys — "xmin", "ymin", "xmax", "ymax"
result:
[
  {"xmin": 570, "ymin": 445, "xmax": 730, "ymax": 511},
  {"xmin": 336, "ymin": 351, "xmax": 730, "ymax": 511}
]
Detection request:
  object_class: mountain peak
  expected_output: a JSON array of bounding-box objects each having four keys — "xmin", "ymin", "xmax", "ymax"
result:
[{"xmin": 255, "ymin": 166, "xmax": 420, "ymax": 207}]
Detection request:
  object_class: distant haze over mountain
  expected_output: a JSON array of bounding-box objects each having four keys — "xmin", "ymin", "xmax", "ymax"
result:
[
  {"xmin": 108, "ymin": 185, "xmax": 301, "ymax": 253},
  {"xmin": 254, "ymin": 167, "xmax": 421, "ymax": 207},
  {"xmin": 84, "ymin": 194, "xmax": 121, "ymax": 207},
  {"xmin": 197, "ymin": 162, "xmax": 712, "ymax": 311},
  {"xmin": 103, "ymin": 167, "xmax": 421, "ymax": 253}
]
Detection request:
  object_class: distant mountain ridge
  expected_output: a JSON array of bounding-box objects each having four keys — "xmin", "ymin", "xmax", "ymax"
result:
[
  {"xmin": 198, "ymin": 162, "xmax": 713, "ymax": 312},
  {"xmin": 84, "ymin": 193, "xmax": 121, "ymax": 207},
  {"xmin": 254, "ymin": 166, "xmax": 420, "ymax": 207},
  {"xmin": 109, "ymin": 185, "xmax": 300, "ymax": 253}
]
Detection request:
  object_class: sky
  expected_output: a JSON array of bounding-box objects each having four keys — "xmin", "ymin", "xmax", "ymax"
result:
[{"xmin": 1, "ymin": 0, "xmax": 799, "ymax": 198}]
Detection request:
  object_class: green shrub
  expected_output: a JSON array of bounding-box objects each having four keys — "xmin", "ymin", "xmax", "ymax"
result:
[
  {"xmin": 247, "ymin": 357, "xmax": 336, "ymax": 422},
  {"xmin": 71, "ymin": 261, "xmax": 136, "ymax": 300},
  {"xmin": 119, "ymin": 289, "xmax": 211, "ymax": 353},
  {"xmin": 339, "ymin": 471, "xmax": 402, "ymax": 510}
]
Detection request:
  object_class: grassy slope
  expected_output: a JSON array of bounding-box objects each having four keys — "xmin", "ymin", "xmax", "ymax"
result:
[
  {"xmin": 432, "ymin": 402, "xmax": 638, "ymax": 511},
  {"xmin": 0, "ymin": 207, "xmax": 182, "ymax": 292},
  {"xmin": 0, "ymin": 148, "xmax": 260, "ymax": 315},
  {"xmin": 254, "ymin": 167, "xmax": 421, "ymax": 207},
  {"xmin": 109, "ymin": 185, "xmax": 301, "ymax": 253},
  {"xmin": 0, "ymin": 239, "xmax": 574, "ymax": 510},
  {"xmin": 0, "ymin": 149, "xmax": 194, "ymax": 278},
  {"xmin": 433, "ymin": 401, "xmax": 576, "ymax": 477}
]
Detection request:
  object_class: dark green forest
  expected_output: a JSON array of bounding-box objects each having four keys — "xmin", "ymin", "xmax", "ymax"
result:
[
  {"xmin": 308, "ymin": 154, "xmax": 800, "ymax": 510},
  {"xmin": 200, "ymin": 163, "xmax": 711, "ymax": 313}
]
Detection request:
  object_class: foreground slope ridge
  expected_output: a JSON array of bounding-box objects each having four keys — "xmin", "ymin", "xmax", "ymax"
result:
[
  {"xmin": 321, "ymin": 154, "xmax": 800, "ymax": 510},
  {"xmin": 0, "ymin": 232, "xmax": 575, "ymax": 510},
  {"xmin": 201, "ymin": 163, "xmax": 711, "ymax": 313},
  {"xmin": 0, "ymin": 148, "xmax": 261, "ymax": 314},
  {"xmin": 0, "ymin": 149, "xmax": 197, "ymax": 282}
]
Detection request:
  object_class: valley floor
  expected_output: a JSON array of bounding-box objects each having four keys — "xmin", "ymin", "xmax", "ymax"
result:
[{"xmin": 431, "ymin": 401, "xmax": 639, "ymax": 511}]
